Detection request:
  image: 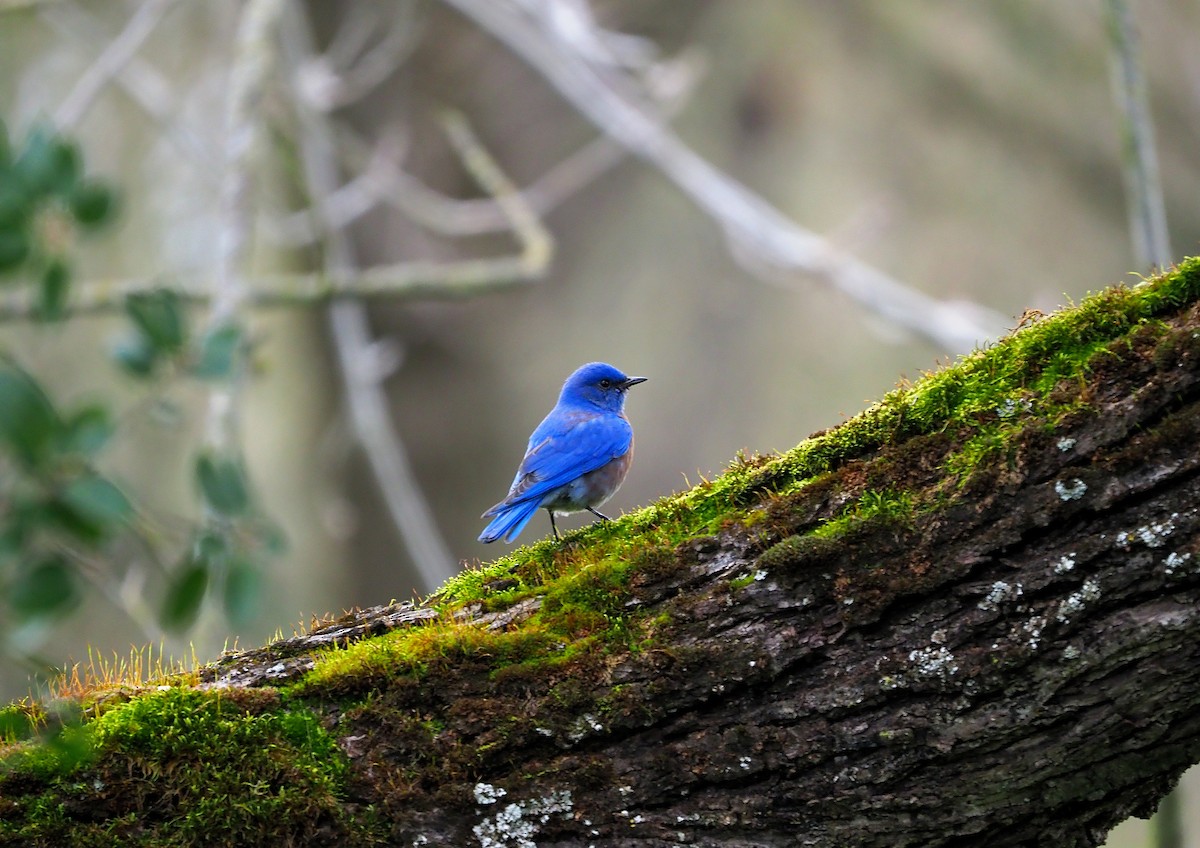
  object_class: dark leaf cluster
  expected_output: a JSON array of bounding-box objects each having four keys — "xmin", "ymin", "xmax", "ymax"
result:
[
  {"xmin": 0, "ymin": 121, "xmax": 118, "ymax": 321},
  {"xmin": 0, "ymin": 365, "xmax": 129, "ymax": 625}
]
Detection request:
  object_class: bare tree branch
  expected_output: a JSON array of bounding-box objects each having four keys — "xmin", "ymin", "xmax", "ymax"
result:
[
  {"xmin": 0, "ymin": 0, "xmax": 63, "ymax": 10},
  {"xmin": 4, "ymin": 264, "xmax": 1200, "ymax": 845},
  {"xmin": 1104, "ymin": 0, "xmax": 1173, "ymax": 271},
  {"xmin": 316, "ymin": 49, "xmax": 703, "ymax": 239},
  {"xmin": 198, "ymin": 0, "xmax": 285, "ymax": 470},
  {"xmin": 39, "ymin": 2, "xmax": 218, "ymax": 164},
  {"xmin": 52, "ymin": 0, "xmax": 180, "ymax": 130},
  {"xmin": 0, "ymin": 110, "xmax": 552, "ymax": 323},
  {"xmin": 440, "ymin": 0, "xmax": 1010, "ymax": 352},
  {"xmin": 281, "ymin": 4, "xmax": 458, "ymax": 591},
  {"xmin": 263, "ymin": 135, "xmax": 397, "ymax": 246},
  {"xmin": 294, "ymin": 0, "xmax": 422, "ymax": 111},
  {"xmin": 0, "ymin": 251, "xmax": 554, "ymax": 322}
]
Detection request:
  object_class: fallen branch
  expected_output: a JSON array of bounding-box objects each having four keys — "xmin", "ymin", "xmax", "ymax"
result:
[{"xmin": 3, "ymin": 259, "xmax": 1200, "ymax": 846}]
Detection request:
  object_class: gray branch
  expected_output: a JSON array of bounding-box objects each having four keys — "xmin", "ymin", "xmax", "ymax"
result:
[
  {"xmin": 281, "ymin": 5, "xmax": 458, "ymax": 590},
  {"xmin": 1104, "ymin": 0, "xmax": 1173, "ymax": 270},
  {"xmin": 52, "ymin": 0, "xmax": 180, "ymax": 130},
  {"xmin": 440, "ymin": 0, "xmax": 1010, "ymax": 352}
]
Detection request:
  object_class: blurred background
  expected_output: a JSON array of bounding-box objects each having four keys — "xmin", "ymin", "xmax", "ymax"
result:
[{"xmin": 1, "ymin": 1, "xmax": 1199, "ymax": 842}]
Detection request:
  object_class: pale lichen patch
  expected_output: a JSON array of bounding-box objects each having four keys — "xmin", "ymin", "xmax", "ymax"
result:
[
  {"xmin": 1163, "ymin": 551, "xmax": 1194, "ymax": 577},
  {"xmin": 472, "ymin": 790, "xmax": 573, "ymax": 848},
  {"xmin": 1057, "ymin": 579, "xmax": 1102, "ymax": 624},
  {"xmin": 1053, "ymin": 554, "xmax": 1077, "ymax": 575},
  {"xmin": 978, "ymin": 581, "xmax": 1023, "ymax": 611},
  {"xmin": 1055, "ymin": 479, "xmax": 1088, "ymax": 501}
]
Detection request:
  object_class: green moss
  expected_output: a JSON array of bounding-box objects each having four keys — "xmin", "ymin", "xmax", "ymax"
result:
[
  {"xmin": 541, "ymin": 558, "xmax": 633, "ymax": 620},
  {"xmin": 811, "ymin": 488, "xmax": 915, "ymax": 540},
  {"xmin": 300, "ymin": 555, "xmax": 646, "ymax": 696},
  {"xmin": 0, "ymin": 688, "xmax": 380, "ymax": 847},
  {"xmin": 757, "ymin": 533, "xmax": 841, "ymax": 572},
  {"xmin": 0, "ymin": 700, "xmax": 45, "ymax": 745},
  {"xmin": 298, "ymin": 619, "xmax": 566, "ymax": 696},
  {"xmin": 728, "ymin": 572, "xmax": 758, "ymax": 591}
]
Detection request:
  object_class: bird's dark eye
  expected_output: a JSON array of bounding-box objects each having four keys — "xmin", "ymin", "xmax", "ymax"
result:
[{"xmin": 599, "ymin": 379, "xmax": 612, "ymax": 389}]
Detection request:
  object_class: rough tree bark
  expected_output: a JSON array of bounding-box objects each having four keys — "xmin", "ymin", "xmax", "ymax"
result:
[{"xmin": 3, "ymin": 260, "xmax": 1200, "ymax": 847}]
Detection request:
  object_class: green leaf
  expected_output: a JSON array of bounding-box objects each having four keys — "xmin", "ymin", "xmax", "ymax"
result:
[
  {"xmin": 60, "ymin": 474, "xmax": 133, "ymax": 531},
  {"xmin": 0, "ymin": 366, "xmax": 61, "ymax": 469},
  {"xmin": 0, "ymin": 182, "xmax": 29, "ymax": 230},
  {"xmin": 9, "ymin": 557, "xmax": 80, "ymax": 621},
  {"xmin": 112, "ymin": 334, "xmax": 159, "ymax": 377},
  {"xmin": 60, "ymin": 405, "xmax": 113, "ymax": 456},
  {"xmin": 0, "ymin": 118, "xmax": 10, "ymax": 168},
  {"xmin": 69, "ymin": 181, "xmax": 116, "ymax": 229},
  {"xmin": 0, "ymin": 228, "xmax": 30, "ymax": 274},
  {"xmin": 15, "ymin": 126, "xmax": 80, "ymax": 196},
  {"xmin": 161, "ymin": 561, "xmax": 209, "ymax": 633},
  {"xmin": 43, "ymin": 502, "xmax": 102, "ymax": 545},
  {"xmin": 0, "ymin": 528, "xmax": 23, "ymax": 565},
  {"xmin": 0, "ymin": 500, "xmax": 42, "ymax": 563},
  {"xmin": 35, "ymin": 259, "xmax": 71, "ymax": 322},
  {"xmin": 191, "ymin": 323, "xmax": 243, "ymax": 380},
  {"xmin": 12, "ymin": 126, "xmax": 53, "ymax": 193},
  {"xmin": 125, "ymin": 289, "xmax": 186, "ymax": 354},
  {"xmin": 45, "ymin": 474, "xmax": 133, "ymax": 545},
  {"xmin": 195, "ymin": 453, "xmax": 249, "ymax": 515},
  {"xmin": 223, "ymin": 559, "xmax": 263, "ymax": 627}
]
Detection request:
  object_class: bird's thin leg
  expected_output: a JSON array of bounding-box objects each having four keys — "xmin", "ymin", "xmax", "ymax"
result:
[
  {"xmin": 586, "ymin": 507, "xmax": 612, "ymax": 521},
  {"xmin": 548, "ymin": 509, "xmax": 560, "ymax": 540}
]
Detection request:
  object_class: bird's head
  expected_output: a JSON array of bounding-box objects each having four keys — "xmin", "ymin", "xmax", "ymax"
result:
[{"xmin": 559, "ymin": 362, "xmax": 646, "ymax": 412}]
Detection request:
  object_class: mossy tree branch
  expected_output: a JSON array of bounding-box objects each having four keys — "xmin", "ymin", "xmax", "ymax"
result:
[{"xmin": 4, "ymin": 261, "xmax": 1200, "ymax": 846}]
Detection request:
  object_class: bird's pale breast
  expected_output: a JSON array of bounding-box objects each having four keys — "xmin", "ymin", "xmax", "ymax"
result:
[{"xmin": 541, "ymin": 441, "xmax": 634, "ymax": 514}]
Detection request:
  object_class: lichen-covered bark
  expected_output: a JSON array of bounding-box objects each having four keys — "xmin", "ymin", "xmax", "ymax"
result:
[{"xmin": 4, "ymin": 274, "xmax": 1200, "ymax": 847}]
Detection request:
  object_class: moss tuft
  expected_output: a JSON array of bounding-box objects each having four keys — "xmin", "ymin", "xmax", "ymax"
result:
[{"xmin": 0, "ymin": 688, "xmax": 381, "ymax": 846}]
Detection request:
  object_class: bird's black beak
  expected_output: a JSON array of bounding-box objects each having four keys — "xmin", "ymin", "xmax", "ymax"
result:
[{"xmin": 620, "ymin": 376, "xmax": 647, "ymax": 391}]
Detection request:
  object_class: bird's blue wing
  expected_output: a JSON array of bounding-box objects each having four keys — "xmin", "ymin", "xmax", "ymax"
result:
[
  {"xmin": 478, "ymin": 412, "xmax": 631, "ymax": 543},
  {"xmin": 495, "ymin": 410, "xmax": 631, "ymax": 509}
]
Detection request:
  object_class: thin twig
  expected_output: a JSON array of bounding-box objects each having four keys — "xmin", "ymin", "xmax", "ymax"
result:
[
  {"xmin": 441, "ymin": 0, "xmax": 1009, "ymax": 352},
  {"xmin": 281, "ymin": 5, "xmax": 461, "ymax": 590},
  {"xmin": 1103, "ymin": 0, "xmax": 1172, "ymax": 271},
  {"xmin": 317, "ymin": 50, "xmax": 701, "ymax": 238},
  {"xmin": 11, "ymin": 3, "xmax": 550, "ymax": 324},
  {"xmin": 0, "ymin": 257, "xmax": 551, "ymax": 322},
  {"xmin": 264, "ymin": 136, "xmax": 398, "ymax": 246},
  {"xmin": 437, "ymin": 110, "xmax": 552, "ymax": 262},
  {"xmin": 299, "ymin": 0, "xmax": 422, "ymax": 111},
  {"xmin": 53, "ymin": 0, "xmax": 180, "ymax": 130},
  {"xmin": 210, "ymin": 0, "xmax": 284, "ymax": 331},
  {"xmin": 0, "ymin": 0, "xmax": 64, "ymax": 10},
  {"xmin": 194, "ymin": 0, "xmax": 286, "ymax": 650},
  {"xmin": 40, "ymin": 2, "xmax": 217, "ymax": 164}
]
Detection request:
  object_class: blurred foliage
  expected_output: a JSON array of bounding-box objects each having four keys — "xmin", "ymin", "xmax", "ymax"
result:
[
  {"xmin": 0, "ymin": 362, "xmax": 126, "ymax": 630},
  {"xmin": 0, "ymin": 120, "xmax": 117, "ymax": 321},
  {"xmin": 0, "ymin": 119, "xmax": 278, "ymax": 660},
  {"xmin": 115, "ymin": 289, "xmax": 248, "ymax": 382}
]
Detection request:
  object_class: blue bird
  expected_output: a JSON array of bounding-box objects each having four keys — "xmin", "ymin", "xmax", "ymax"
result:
[{"xmin": 479, "ymin": 362, "xmax": 646, "ymax": 544}]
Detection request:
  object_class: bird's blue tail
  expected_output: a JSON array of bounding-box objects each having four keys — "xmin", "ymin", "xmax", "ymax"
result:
[{"xmin": 478, "ymin": 499, "xmax": 541, "ymax": 544}]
